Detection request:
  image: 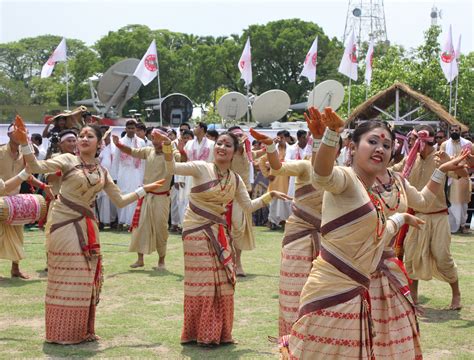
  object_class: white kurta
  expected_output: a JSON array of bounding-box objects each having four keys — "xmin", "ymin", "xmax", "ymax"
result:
[
  {"xmin": 111, "ymin": 135, "xmax": 146, "ymax": 225},
  {"xmin": 97, "ymin": 143, "xmax": 117, "ymax": 224}
]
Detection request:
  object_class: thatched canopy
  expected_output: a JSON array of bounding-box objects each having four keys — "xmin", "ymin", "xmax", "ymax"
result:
[{"xmin": 348, "ymin": 82, "xmax": 468, "ymax": 131}]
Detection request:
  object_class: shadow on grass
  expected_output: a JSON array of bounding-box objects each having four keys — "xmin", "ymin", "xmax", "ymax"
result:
[
  {"xmin": 180, "ymin": 342, "xmax": 274, "ymax": 359},
  {"xmin": 0, "ymin": 278, "xmax": 44, "ymax": 287},
  {"xmin": 236, "ymin": 273, "xmax": 278, "ymax": 282},
  {"xmin": 42, "ymin": 341, "xmax": 165, "ymax": 358},
  {"xmin": 420, "ymin": 307, "xmax": 462, "ymax": 323},
  {"xmin": 106, "ymin": 269, "xmax": 184, "ymax": 281},
  {"xmin": 42, "ymin": 341, "xmax": 101, "ymax": 358}
]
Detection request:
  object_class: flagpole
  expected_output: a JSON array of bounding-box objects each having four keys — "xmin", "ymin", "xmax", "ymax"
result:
[
  {"xmin": 347, "ymin": 77, "xmax": 352, "ymax": 116},
  {"xmin": 65, "ymin": 61, "xmax": 70, "ymax": 111},
  {"xmin": 453, "ymin": 68, "xmax": 459, "ymax": 117},
  {"xmin": 448, "ymin": 61, "xmax": 453, "ymax": 114},
  {"xmin": 246, "ymin": 85, "xmax": 250, "ymax": 123},
  {"xmin": 156, "ymin": 56, "xmax": 163, "ymax": 127}
]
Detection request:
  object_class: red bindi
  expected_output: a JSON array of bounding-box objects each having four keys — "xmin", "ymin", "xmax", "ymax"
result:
[{"xmin": 380, "ymin": 133, "xmax": 385, "ymax": 139}]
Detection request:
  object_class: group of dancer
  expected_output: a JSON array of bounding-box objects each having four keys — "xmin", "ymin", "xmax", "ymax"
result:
[{"xmin": 2, "ymin": 108, "xmax": 471, "ymax": 358}]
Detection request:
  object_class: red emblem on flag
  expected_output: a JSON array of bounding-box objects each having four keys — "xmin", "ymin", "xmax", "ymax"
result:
[
  {"xmin": 47, "ymin": 56, "xmax": 55, "ymax": 66},
  {"xmin": 350, "ymin": 44, "xmax": 357, "ymax": 63},
  {"xmin": 144, "ymin": 54, "xmax": 158, "ymax": 71},
  {"xmin": 312, "ymin": 52, "xmax": 318, "ymax": 66},
  {"xmin": 441, "ymin": 51, "xmax": 454, "ymax": 63},
  {"xmin": 239, "ymin": 60, "xmax": 245, "ymax": 69}
]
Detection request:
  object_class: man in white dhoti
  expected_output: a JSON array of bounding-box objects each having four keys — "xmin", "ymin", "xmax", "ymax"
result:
[
  {"xmin": 97, "ymin": 127, "xmax": 117, "ymax": 229},
  {"xmin": 111, "ymin": 120, "xmax": 146, "ymax": 230},
  {"xmin": 170, "ymin": 126, "xmax": 193, "ymax": 232},
  {"xmin": 440, "ymin": 125, "xmax": 473, "ymax": 234}
]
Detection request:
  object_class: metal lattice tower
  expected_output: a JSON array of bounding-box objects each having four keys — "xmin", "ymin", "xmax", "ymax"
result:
[{"xmin": 343, "ymin": 0, "xmax": 388, "ymax": 46}]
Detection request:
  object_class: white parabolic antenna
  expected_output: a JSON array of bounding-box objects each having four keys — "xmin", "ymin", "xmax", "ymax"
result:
[
  {"xmin": 97, "ymin": 58, "xmax": 142, "ymax": 116},
  {"xmin": 217, "ymin": 92, "xmax": 248, "ymax": 121},
  {"xmin": 307, "ymin": 80, "xmax": 345, "ymax": 111},
  {"xmin": 252, "ymin": 89, "xmax": 291, "ymax": 125}
]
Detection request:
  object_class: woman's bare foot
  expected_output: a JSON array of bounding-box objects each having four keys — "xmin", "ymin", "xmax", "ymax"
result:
[
  {"xmin": 11, "ymin": 271, "xmax": 30, "ymax": 279},
  {"xmin": 449, "ymin": 295, "xmax": 462, "ymax": 310},
  {"xmin": 153, "ymin": 264, "xmax": 166, "ymax": 271},
  {"xmin": 129, "ymin": 262, "xmax": 144, "ymax": 268},
  {"xmin": 84, "ymin": 334, "xmax": 100, "ymax": 342}
]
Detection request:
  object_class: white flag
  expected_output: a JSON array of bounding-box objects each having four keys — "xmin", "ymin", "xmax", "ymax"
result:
[
  {"xmin": 364, "ymin": 40, "xmax": 374, "ymax": 85},
  {"xmin": 300, "ymin": 36, "xmax": 318, "ymax": 83},
  {"xmin": 41, "ymin": 38, "xmax": 67, "ymax": 78},
  {"xmin": 439, "ymin": 25, "xmax": 458, "ymax": 83},
  {"xmin": 338, "ymin": 31, "xmax": 358, "ymax": 81},
  {"xmin": 133, "ymin": 40, "xmax": 159, "ymax": 86},
  {"xmin": 455, "ymin": 34, "xmax": 462, "ymax": 61},
  {"xmin": 238, "ymin": 38, "xmax": 252, "ymax": 87}
]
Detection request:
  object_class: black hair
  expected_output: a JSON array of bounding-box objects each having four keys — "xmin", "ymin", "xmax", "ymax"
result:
[
  {"xmin": 31, "ymin": 133, "xmax": 43, "ymax": 144},
  {"xmin": 197, "ymin": 122, "xmax": 208, "ymax": 133},
  {"xmin": 125, "ymin": 119, "xmax": 137, "ymax": 127},
  {"xmin": 179, "ymin": 122, "xmax": 191, "ymax": 130},
  {"xmin": 167, "ymin": 128, "xmax": 177, "ymax": 136},
  {"xmin": 182, "ymin": 129, "xmax": 194, "ymax": 138},
  {"xmin": 136, "ymin": 122, "xmax": 147, "ymax": 131},
  {"xmin": 352, "ymin": 121, "xmax": 395, "ymax": 145},
  {"xmin": 227, "ymin": 125, "xmax": 241, "ymax": 132},
  {"xmin": 277, "ymin": 130, "xmax": 290, "ymax": 138},
  {"xmin": 296, "ymin": 130, "xmax": 307, "ymax": 139},
  {"xmin": 207, "ymin": 129, "xmax": 219, "ymax": 140},
  {"xmin": 217, "ymin": 131, "xmax": 239, "ymax": 152},
  {"xmin": 146, "ymin": 127, "xmax": 155, "ymax": 136},
  {"xmin": 82, "ymin": 111, "xmax": 92, "ymax": 118}
]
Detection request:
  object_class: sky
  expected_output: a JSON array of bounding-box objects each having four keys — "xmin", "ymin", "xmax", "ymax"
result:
[{"xmin": 0, "ymin": 0, "xmax": 472, "ymax": 53}]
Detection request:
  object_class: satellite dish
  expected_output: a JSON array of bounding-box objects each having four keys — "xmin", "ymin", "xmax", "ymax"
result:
[
  {"xmin": 217, "ymin": 92, "xmax": 248, "ymax": 121},
  {"xmin": 352, "ymin": 7, "xmax": 362, "ymax": 17},
  {"xmin": 252, "ymin": 89, "xmax": 291, "ymax": 125},
  {"xmin": 97, "ymin": 58, "xmax": 142, "ymax": 117},
  {"xmin": 160, "ymin": 93, "xmax": 193, "ymax": 126},
  {"xmin": 307, "ymin": 80, "xmax": 345, "ymax": 111}
]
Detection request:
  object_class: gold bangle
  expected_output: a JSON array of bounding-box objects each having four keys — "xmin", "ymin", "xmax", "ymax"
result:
[
  {"xmin": 162, "ymin": 143, "xmax": 172, "ymax": 154},
  {"xmin": 262, "ymin": 192, "xmax": 273, "ymax": 205}
]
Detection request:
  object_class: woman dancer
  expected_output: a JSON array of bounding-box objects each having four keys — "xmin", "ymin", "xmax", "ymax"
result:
[
  {"xmin": 12, "ymin": 118, "xmax": 164, "ymax": 344},
  {"xmin": 153, "ymin": 130, "xmax": 291, "ymax": 346},
  {"xmin": 287, "ymin": 108, "xmax": 425, "ymax": 359},
  {"xmin": 369, "ymin": 136, "xmax": 469, "ymax": 359},
  {"xmin": 249, "ymin": 109, "xmax": 331, "ymax": 338}
]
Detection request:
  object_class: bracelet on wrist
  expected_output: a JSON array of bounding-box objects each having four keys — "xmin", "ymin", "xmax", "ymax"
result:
[
  {"xmin": 135, "ymin": 187, "xmax": 147, "ymax": 198},
  {"xmin": 18, "ymin": 169, "xmax": 30, "ymax": 181},
  {"xmin": 321, "ymin": 128, "xmax": 340, "ymax": 148},
  {"xmin": 21, "ymin": 144, "xmax": 33, "ymax": 155},
  {"xmin": 431, "ymin": 168, "xmax": 446, "ymax": 184},
  {"xmin": 162, "ymin": 143, "xmax": 172, "ymax": 154},
  {"xmin": 389, "ymin": 213, "xmax": 405, "ymax": 231},
  {"xmin": 265, "ymin": 142, "xmax": 276, "ymax": 153},
  {"xmin": 312, "ymin": 139, "xmax": 322, "ymax": 152}
]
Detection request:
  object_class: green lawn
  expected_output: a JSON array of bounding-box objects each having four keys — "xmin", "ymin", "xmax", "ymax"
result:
[{"xmin": 0, "ymin": 227, "xmax": 472, "ymax": 359}]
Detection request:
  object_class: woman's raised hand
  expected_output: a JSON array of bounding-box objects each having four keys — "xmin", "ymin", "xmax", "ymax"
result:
[
  {"xmin": 112, "ymin": 135, "xmax": 120, "ymax": 147},
  {"xmin": 143, "ymin": 179, "xmax": 166, "ymax": 193},
  {"xmin": 249, "ymin": 128, "xmax": 273, "ymax": 145},
  {"xmin": 151, "ymin": 129, "xmax": 172, "ymax": 145},
  {"xmin": 304, "ymin": 107, "xmax": 325, "ymax": 139},
  {"xmin": 438, "ymin": 148, "xmax": 471, "ymax": 173},
  {"xmin": 12, "ymin": 115, "xmax": 29, "ymax": 145},
  {"xmin": 322, "ymin": 107, "xmax": 345, "ymax": 132}
]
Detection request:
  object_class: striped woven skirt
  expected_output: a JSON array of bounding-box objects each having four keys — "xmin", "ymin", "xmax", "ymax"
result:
[
  {"xmin": 181, "ymin": 231, "xmax": 234, "ymax": 345},
  {"xmin": 279, "ymin": 236, "xmax": 314, "ymax": 337},
  {"xmin": 369, "ymin": 271, "xmax": 422, "ymax": 359}
]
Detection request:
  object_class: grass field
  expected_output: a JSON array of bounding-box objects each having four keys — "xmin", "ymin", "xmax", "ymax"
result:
[{"xmin": 0, "ymin": 227, "xmax": 472, "ymax": 359}]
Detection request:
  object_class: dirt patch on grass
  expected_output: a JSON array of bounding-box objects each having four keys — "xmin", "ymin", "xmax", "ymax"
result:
[{"xmin": 0, "ymin": 316, "xmax": 43, "ymax": 331}]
